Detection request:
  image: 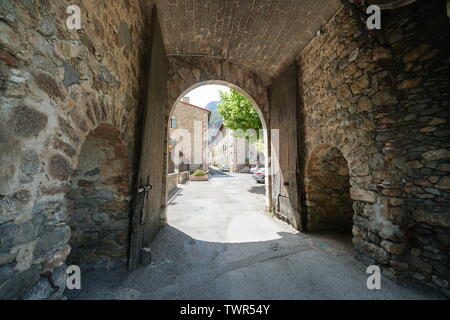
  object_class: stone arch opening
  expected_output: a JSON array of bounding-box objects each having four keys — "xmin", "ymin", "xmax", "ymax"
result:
[
  {"xmin": 169, "ymin": 80, "xmax": 268, "ymax": 129},
  {"xmin": 165, "ymin": 81, "xmax": 270, "ymax": 207},
  {"xmin": 305, "ymin": 145, "xmax": 354, "ymax": 234},
  {"xmin": 66, "ymin": 124, "xmax": 131, "ymax": 270}
]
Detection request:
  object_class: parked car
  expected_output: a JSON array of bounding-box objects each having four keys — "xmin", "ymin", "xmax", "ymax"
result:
[
  {"xmin": 252, "ymin": 168, "xmax": 265, "ymax": 183},
  {"xmin": 250, "ymin": 166, "xmax": 260, "ymax": 174},
  {"xmin": 221, "ymin": 164, "xmax": 230, "ymax": 172}
]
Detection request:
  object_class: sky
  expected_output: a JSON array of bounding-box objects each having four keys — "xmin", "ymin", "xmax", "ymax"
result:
[{"xmin": 184, "ymin": 85, "xmax": 230, "ymax": 108}]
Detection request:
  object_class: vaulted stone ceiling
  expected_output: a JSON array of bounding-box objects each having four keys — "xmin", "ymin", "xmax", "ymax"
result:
[{"xmin": 156, "ymin": 0, "xmax": 342, "ymax": 79}]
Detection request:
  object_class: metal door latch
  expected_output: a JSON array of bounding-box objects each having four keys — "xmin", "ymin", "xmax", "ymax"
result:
[
  {"xmin": 138, "ymin": 184, "xmax": 152, "ymax": 193},
  {"xmin": 138, "ymin": 184, "xmax": 152, "ymax": 225}
]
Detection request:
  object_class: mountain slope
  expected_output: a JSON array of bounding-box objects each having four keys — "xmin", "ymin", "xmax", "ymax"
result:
[{"xmin": 205, "ymin": 100, "xmax": 222, "ymax": 130}]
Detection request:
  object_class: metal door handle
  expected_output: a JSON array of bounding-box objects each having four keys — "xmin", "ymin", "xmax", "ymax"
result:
[
  {"xmin": 138, "ymin": 184, "xmax": 152, "ymax": 224},
  {"xmin": 138, "ymin": 184, "xmax": 152, "ymax": 193}
]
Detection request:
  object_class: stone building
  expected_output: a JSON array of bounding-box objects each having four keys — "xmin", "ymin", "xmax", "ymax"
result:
[
  {"xmin": 0, "ymin": 0, "xmax": 449, "ymax": 299},
  {"xmin": 209, "ymin": 124, "xmax": 234, "ymax": 169},
  {"xmin": 209, "ymin": 124, "xmax": 264, "ymax": 172},
  {"xmin": 168, "ymin": 97, "xmax": 210, "ymax": 173}
]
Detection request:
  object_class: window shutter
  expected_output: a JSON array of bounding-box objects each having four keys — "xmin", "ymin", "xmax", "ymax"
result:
[{"xmin": 170, "ymin": 117, "xmax": 177, "ymax": 128}]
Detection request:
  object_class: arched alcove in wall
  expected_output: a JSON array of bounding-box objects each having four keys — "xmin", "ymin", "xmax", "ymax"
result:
[
  {"xmin": 66, "ymin": 124, "xmax": 131, "ymax": 270},
  {"xmin": 305, "ymin": 144, "xmax": 353, "ymax": 233}
]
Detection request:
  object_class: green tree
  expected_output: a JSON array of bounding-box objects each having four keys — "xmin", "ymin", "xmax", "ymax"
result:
[{"xmin": 217, "ymin": 89, "xmax": 262, "ymax": 142}]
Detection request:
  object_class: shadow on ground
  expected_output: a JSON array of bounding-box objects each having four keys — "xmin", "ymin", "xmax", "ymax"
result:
[
  {"xmin": 248, "ymin": 184, "xmax": 265, "ymax": 195},
  {"xmin": 65, "ymin": 225, "xmax": 443, "ymax": 300}
]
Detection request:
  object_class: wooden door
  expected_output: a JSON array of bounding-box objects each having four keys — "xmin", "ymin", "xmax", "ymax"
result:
[
  {"xmin": 268, "ymin": 63, "xmax": 302, "ymax": 230},
  {"xmin": 128, "ymin": 6, "xmax": 168, "ymax": 270}
]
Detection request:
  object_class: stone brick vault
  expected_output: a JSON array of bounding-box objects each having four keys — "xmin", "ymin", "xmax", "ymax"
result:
[{"xmin": 0, "ymin": 0, "xmax": 449, "ymax": 299}]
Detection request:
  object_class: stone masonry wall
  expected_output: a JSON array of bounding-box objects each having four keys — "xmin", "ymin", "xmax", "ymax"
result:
[
  {"xmin": 380, "ymin": 0, "xmax": 450, "ymax": 296},
  {"xmin": 0, "ymin": 0, "xmax": 147, "ymax": 299},
  {"xmin": 169, "ymin": 101, "xmax": 210, "ymax": 171},
  {"xmin": 66, "ymin": 124, "xmax": 130, "ymax": 271},
  {"xmin": 305, "ymin": 145, "xmax": 353, "ymax": 232},
  {"xmin": 299, "ymin": 6, "xmax": 394, "ymax": 275},
  {"xmin": 167, "ymin": 56, "xmax": 270, "ymax": 118},
  {"xmin": 298, "ymin": 0, "xmax": 449, "ymax": 297}
]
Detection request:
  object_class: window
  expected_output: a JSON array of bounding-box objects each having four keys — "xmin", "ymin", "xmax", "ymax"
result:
[{"xmin": 170, "ymin": 117, "xmax": 177, "ymax": 128}]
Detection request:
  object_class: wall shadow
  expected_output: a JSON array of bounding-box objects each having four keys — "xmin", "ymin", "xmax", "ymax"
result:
[{"xmin": 65, "ymin": 224, "xmax": 442, "ymax": 300}]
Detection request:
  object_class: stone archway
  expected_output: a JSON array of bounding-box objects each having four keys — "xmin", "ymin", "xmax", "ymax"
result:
[
  {"xmin": 305, "ymin": 144, "xmax": 353, "ymax": 233},
  {"xmin": 162, "ymin": 57, "xmax": 273, "ymax": 217},
  {"xmin": 167, "ymin": 56, "xmax": 270, "ymax": 121},
  {"xmin": 66, "ymin": 124, "xmax": 131, "ymax": 270},
  {"xmin": 168, "ymin": 81, "xmax": 269, "ymax": 171}
]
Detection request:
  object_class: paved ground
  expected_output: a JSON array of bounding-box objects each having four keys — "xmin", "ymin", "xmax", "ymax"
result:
[{"xmin": 68, "ymin": 173, "xmax": 442, "ymax": 300}]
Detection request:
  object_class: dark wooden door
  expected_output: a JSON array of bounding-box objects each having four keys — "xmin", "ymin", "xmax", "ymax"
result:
[
  {"xmin": 128, "ymin": 6, "xmax": 168, "ymax": 270},
  {"xmin": 268, "ymin": 63, "xmax": 302, "ymax": 230}
]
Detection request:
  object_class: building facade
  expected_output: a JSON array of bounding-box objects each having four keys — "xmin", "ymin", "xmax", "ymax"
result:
[
  {"xmin": 209, "ymin": 124, "xmax": 264, "ymax": 173},
  {"xmin": 168, "ymin": 98, "xmax": 210, "ymax": 173}
]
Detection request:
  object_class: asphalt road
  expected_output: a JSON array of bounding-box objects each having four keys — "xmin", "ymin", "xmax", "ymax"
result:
[{"xmin": 68, "ymin": 173, "xmax": 442, "ymax": 300}]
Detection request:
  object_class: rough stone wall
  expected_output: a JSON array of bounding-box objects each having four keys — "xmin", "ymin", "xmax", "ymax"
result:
[
  {"xmin": 305, "ymin": 145, "xmax": 353, "ymax": 232},
  {"xmin": 167, "ymin": 56, "xmax": 270, "ymax": 118},
  {"xmin": 380, "ymin": 0, "xmax": 450, "ymax": 296},
  {"xmin": 66, "ymin": 124, "xmax": 130, "ymax": 271},
  {"xmin": 299, "ymin": 0, "xmax": 396, "ymax": 272},
  {"xmin": 0, "ymin": 0, "xmax": 147, "ymax": 299},
  {"xmin": 298, "ymin": 0, "xmax": 449, "ymax": 297}
]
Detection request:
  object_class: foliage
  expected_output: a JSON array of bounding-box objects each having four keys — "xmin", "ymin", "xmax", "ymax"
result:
[
  {"xmin": 217, "ymin": 89, "xmax": 262, "ymax": 142},
  {"xmin": 192, "ymin": 169, "xmax": 206, "ymax": 176},
  {"xmin": 254, "ymin": 138, "xmax": 265, "ymax": 153}
]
